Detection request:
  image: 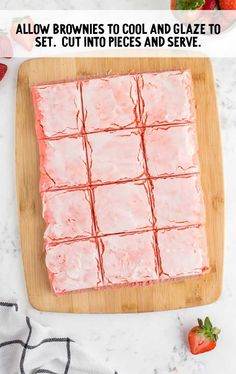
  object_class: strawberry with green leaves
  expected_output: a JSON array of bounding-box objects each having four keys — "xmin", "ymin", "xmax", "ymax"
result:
[{"xmin": 188, "ymin": 317, "xmax": 220, "ymax": 355}]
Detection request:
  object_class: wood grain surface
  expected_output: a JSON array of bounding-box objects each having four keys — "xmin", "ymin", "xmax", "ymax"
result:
[{"xmin": 16, "ymin": 57, "xmax": 224, "ymax": 313}]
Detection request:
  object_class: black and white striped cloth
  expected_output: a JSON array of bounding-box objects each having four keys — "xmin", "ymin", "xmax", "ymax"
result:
[{"xmin": 0, "ymin": 301, "xmax": 117, "ymax": 374}]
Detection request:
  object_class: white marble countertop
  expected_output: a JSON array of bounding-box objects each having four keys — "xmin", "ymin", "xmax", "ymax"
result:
[
  {"xmin": 0, "ymin": 56, "xmax": 235, "ymax": 374},
  {"xmin": 0, "ymin": 0, "xmax": 169, "ymax": 10},
  {"xmin": 0, "ymin": 3, "xmax": 236, "ymax": 373}
]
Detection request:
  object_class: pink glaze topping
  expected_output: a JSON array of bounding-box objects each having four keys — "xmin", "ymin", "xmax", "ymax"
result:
[{"xmin": 32, "ymin": 70, "xmax": 208, "ymax": 295}]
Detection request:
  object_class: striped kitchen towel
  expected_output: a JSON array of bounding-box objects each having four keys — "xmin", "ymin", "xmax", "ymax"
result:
[{"xmin": 0, "ymin": 301, "xmax": 117, "ymax": 374}]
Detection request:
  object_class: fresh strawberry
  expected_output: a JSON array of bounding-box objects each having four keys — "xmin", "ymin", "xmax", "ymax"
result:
[
  {"xmin": 10, "ymin": 16, "xmax": 35, "ymax": 51},
  {"xmin": 202, "ymin": 0, "xmax": 218, "ymax": 9},
  {"xmin": 219, "ymin": 0, "xmax": 236, "ymax": 9},
  {"xmin": 0, "ymin": 30, "xmax": 13, "ymax": 58},
  {"xmin": 0, "ymin": 63, "xmax": 8, "ymax": 81},
  {"xmin": 188, "ymin": 317, "xmax": 220, "ymax": 355}
]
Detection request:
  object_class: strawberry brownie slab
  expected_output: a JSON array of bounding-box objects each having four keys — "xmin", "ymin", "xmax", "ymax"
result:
[
  {"xmin": 38, "ymin": 136, "xmax": 88, "ymax": 191},
  {"xmin": 153, "ymin": 174, "xmax": 205, "ymax": 228},
  {"xmin": 32, "ymin": 81, "xmax": 81, "ymax": 138},
  {"xmin": 93, "ymin": 181, "xmax": 153, "ymax": 235},
  {"xmin": 145, "ymin": 124, "xmax": 199, "ymax": 177},
  {"xmin": 102, "ymin": 231, "xmax": 159, "ymax": 285},
  {"xmin": 158, "ymin": 226, "xmax": 208, "ymax": 278},
  {"xmin": 46, "ymin": 239, "xmax": 102, "ymax": 294},
  {"xmin": 81, "ymin": 74, "xmax": 139, "ymax": 132},
  {"xmin": 138, "ymin": 70, "xmax": 195, "ymax": 125},
  {"xmin": 87, "ymin": 129, "xmax": 145, "ymax": 184},
  {"xmin": 42, "ymin": 189, "xmax": 93, "ymax": 244},
  {"xmin": 32, "ymin": 69, "xmax": 208, "ymax": 295}
]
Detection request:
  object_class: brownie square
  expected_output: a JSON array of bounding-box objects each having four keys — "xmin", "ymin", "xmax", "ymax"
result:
[
  {"xmin": 42, "ymin": 189, "xmax": 93, "ymax": 243},
  {"xmin": 32, "ymin": 81, "xmax": 81, "ymax": 138},
  {"xmin": 38, "ymin": 136, "xmax": 88, "ymax": 191},
  {"xmin": 158, "ymin": 226, "xmax": 208, "ymax": 277},
  {"xmin": 46, "ymin": 239, "xmax": 101, "ymax": 294},
  {"xmin": 82, "ymin": 75, "xmax": 139, "ymax": 132},
  {"xmin": 88, "ymin": 129, "xmax": 145, "ymax": 184},
  {"xmin": 153, "ymin": 175, "xmax": 205, "ymax": 228},
  {"xmin": 94, "ymin": 181, "xmax": 153, "ymax": 235},
  {"xmin": 145, "ymin": 124, "xmax": 199, "ymax": 177},
  {"xmin": 139, "ymin": 70, "xmax": 194, "ymax": 125},
  {"xmin": 102, "ymin": 231, "xmax": 158, "ymax": 285}
]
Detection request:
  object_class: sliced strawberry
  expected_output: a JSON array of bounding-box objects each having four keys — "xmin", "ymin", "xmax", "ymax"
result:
[
  {"xmin": 0, "ymin": 63, "xmax": 8, "ymax": 81},
  {"xmin": 10, "ymin": 16, "xmax": 35, "ymax": 51},
  {"xmin": 0, "ymin": 30, "xmax": 13, "ymax": 58},
  {"xmin": 188, "ymin": 317, "xmax": 220, "ymax": 355}
]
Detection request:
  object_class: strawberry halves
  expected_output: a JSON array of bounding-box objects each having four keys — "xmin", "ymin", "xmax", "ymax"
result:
[{"xmin": 0, "ymin": 63, "xmax": 8, "ymax": 81}]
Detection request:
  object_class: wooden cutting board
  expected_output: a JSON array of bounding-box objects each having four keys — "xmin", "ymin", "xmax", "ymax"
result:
[{"xmin": 16, "ymin": 57, "xmax": 224, "ymax": 313}]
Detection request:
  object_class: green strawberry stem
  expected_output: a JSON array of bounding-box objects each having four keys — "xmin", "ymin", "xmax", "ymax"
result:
[
  {"xmin": 193, "ymin": 317, "xmax": 221, "ymax": 341},
  {"xmin": 176, "ymin": 0, "xmax": 205, "ymax": 9}
]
